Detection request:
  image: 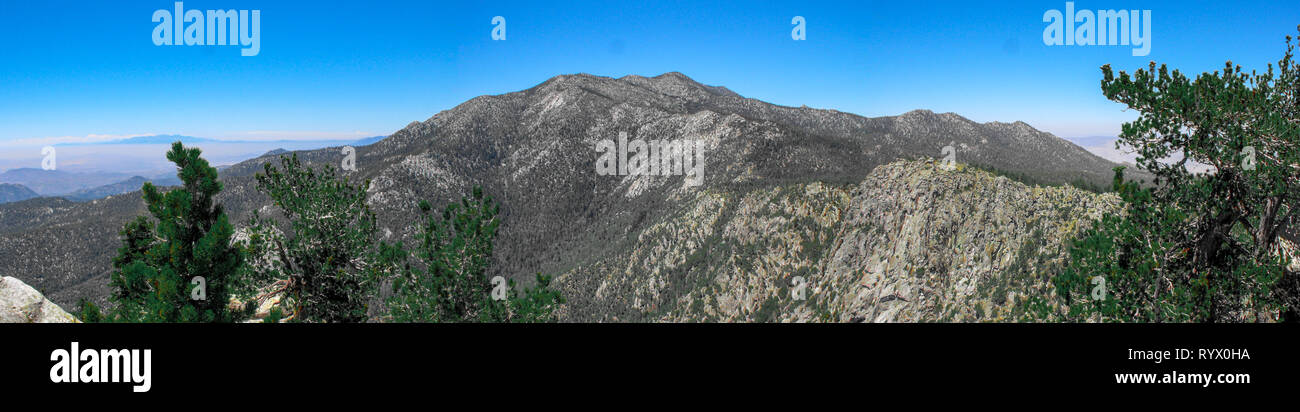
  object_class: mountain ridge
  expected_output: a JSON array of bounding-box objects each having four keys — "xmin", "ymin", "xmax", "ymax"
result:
[
  {"xmin": 0, "ymin": 72, "xmax": 1144, "ymax": 318},
  {"xmin": 0, "ymin": 183, "xmax": 40, "ymax": 204}
]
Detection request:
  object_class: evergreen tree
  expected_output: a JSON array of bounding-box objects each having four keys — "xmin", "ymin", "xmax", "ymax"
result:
[
  {"xmin": 385, "ymin": 186, "xmax": 563, "ymax": 322},
  {"xmin": 1055, "ymin": 28, "xmax": 1300, "ymax": 322},
  {"xmin": 238, "ymin": 154, "xmax": 379, "ymax": 322},
  {"xmin": 83, "ymin": 142, "xmax": 243, "ymax": 322}
]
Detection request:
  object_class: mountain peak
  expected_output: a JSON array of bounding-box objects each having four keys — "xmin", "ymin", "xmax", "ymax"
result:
[
  {"xmin": 898, "ymin": 109, "xmax": 972, "ymax": 123},
  {"xmin": 633, "ymin": 72, "xmax": 740, "ymax": 98},
  {"xmin": 531, "ymin": 72, "xmax": 740, "ymax": 100}
]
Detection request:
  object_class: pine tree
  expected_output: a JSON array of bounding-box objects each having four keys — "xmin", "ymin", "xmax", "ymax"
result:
[
  {"xmin": 1055, "ymin": 28, "xmax": 1300, "ymax": 322},
  {"xmin": 237, "ymin": 154, "xmax": 379, "ymax": 323},
  {"xmin": 84, "ymin": 142, "xmax": 243, "ymax": 322},
  {"xmin": 385, "ymin": 186, "xmax": 564, "ymax": 322}
]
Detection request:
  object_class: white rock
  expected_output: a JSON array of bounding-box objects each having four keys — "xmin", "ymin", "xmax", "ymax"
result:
[{"xmin": 0, "ymin": 276, "xmax": 80, "ymax": 323}]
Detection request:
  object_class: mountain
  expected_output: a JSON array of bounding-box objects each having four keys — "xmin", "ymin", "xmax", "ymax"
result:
[
  {"xmin": 148, "ymin": 172, "xmax": 182, "ymax": 187},
  {"xmin": 55, "ymin": 134, "xmax": 219, "ymax": 146},
  {"xmin": 554, "ymin": 159, "xmax": 1117, "ymax": 322},
  {"xmin": 57, "ymin": 134, "xmax": 387, "ymax": 147},
  {"xmin": 62, "ymin": 176, "xmax": 152, "ymax": 202},
  {"xmin": 0, "ymin": 183, "xmax": 39, "ymax": 204},
  {"xmin": 351, "ymin": 136, "xmax": 387, "ymax": 146},
  {"xmin": 0, "ymin": 72, "xmax": 1142, "ymax": 319},
  {"xmin": 0, "ymin": 168, "xmax": 133, "ymax": 196}
]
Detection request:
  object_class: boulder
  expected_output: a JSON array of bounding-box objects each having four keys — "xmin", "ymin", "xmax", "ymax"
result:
[{"xmin": 0, "ymin": 276, "xmax": 80, "ymax": 323}]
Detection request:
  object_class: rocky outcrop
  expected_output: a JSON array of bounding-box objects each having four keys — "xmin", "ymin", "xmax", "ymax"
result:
[
  {"xmin": 553, "ymin": 159, "xmax": 1120, "ymax": 322},
  {"xmin": 0, "ymin": 276, "xmax": 79, "ymax": 323}
]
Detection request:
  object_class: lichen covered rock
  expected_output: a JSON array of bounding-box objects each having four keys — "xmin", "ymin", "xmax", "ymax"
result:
[{"xmin": 0, "ymin": 276, "xmax": 79, "ymax": 323}]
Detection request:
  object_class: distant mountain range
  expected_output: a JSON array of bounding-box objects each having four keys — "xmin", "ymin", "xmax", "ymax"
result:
[
  {"xmin": 55, "ymin": 134, "xmax": 220, "ymax": 146},
  {"xmin": 0, "ymin": 184, "xmax": 39, "ymax": 204},
  {"xmin": 0, "ymin": 170, "xmax": 180, "ymax": 204},
  {"xmin": 0, "ymin": 136, "xmax": 389, "ymax": 198},
  {"xmin": 351, "ymin": 136, "xmax": 386, "ymax": 146},
  {"xmin": 54, "ymin": 134, "xmax": 387, "ymax": 147},
  {"xmin": 0, "ymin": 72, "xmax": 1154, "ymax": 319},
  {"xmin": 62, "ymin": 176, "xmax": 153, "ymax": 202},
  {"xmin": 0, "ymin": 168, "xmax": 133, "ymax": 196}
]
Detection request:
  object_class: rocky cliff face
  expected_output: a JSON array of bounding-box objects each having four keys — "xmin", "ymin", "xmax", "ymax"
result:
[
  {"xmin": 0, "ymin": 276, "xmax": 78, "ymax": 323},
  {"xmin": 552, "ymin": 159, "xmax": 1119, "ymax": 322}
]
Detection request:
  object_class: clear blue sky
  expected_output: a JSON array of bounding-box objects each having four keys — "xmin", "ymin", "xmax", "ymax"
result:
[{"xmin": 2, "ymin": 0, "xmax": 1297, "ymax": 145}]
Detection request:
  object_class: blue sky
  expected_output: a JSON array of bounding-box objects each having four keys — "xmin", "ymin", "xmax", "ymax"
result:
[{"xmin": 2, "ymin": 0, "xmax": 1298, "ymax": 147}]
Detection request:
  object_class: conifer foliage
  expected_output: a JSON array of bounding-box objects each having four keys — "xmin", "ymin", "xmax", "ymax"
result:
[
  {"xmin": 1055, "ymin": 28, "xmax": 1300, "ymax": 322},
  {"xmin": 239, "ymin": 154, "xmax": 380, "ymax": 323},
  {"xmin": 82, "ymin": 142, "xmax": 244, "ymax": 322},
  {"xmin": 84, "ymin": 144, "xmax": 564, "ymax": 323},
  {"xmin": 384, "ymin": 186, "xmax": 564, "ymax": 322}
]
